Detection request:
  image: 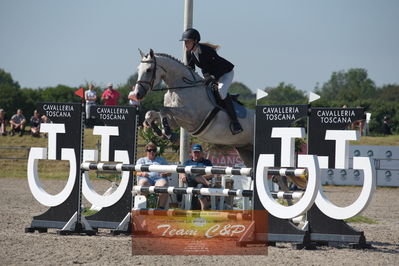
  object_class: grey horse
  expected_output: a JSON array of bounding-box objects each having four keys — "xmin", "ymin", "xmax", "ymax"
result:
[{"xmin": 132, "ymin": 49, "xmax": 254, "ymax": 167}]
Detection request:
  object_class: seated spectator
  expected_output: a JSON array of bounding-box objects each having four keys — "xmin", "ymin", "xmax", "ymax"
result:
[
  {"xmin": 41, "ymin": 115, "xmax": 52, "ymax": 124},
  {"xmin": 0, "ymin": 109, "xmax": 7, "ymax": 136},
  {"xmin": 40, "ymin": 115, "xmax": 52, "ymax": 138},
  {"xmin": 10, "ymin": 109, "xmax": 27, "ymax": 136},
  {"xmin": 179, "ymin": 144, "xmax": 213, "ymax": 210},
  {"xmin": 30, "ymin": 110, "xmax": 42, "ymax": 137},
  {"xmin": 136, "ymin": 142, "xmax": 170, "ymax": 209}
]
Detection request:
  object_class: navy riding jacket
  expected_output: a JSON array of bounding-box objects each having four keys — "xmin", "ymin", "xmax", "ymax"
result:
[{"xmin": 186, "ymin": 43, "xmax": 234, "ymax": 80}]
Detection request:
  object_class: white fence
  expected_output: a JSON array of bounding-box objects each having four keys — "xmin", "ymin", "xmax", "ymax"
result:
[{"xmin": 321, "ymin": 145, "xmax": 399, "ymax": 187}]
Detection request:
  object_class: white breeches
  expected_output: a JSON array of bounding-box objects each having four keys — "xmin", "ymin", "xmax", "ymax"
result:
[
  {"xmin": 85, "ymin": 103, "xmax": 94, "ymax": 119},
  {"xmin": 218, "ymin": 70, "xmax": 234, "ymax": 100}
]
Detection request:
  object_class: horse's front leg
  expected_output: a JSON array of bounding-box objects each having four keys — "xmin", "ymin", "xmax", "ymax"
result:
[
  {"xmin": 159, "ymin": 108, "xmax": 179, "ymax": 143},
  {"xmin": 144, "ymin": 111, "xmax": 163, "ymax": 137}
]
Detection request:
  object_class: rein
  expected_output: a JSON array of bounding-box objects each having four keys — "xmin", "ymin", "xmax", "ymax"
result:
[{"xmin": 137, "ymin": 56, "xmax": 204, "ymax": 92}]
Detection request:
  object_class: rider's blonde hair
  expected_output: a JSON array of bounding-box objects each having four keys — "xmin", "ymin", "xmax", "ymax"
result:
[{"xmin": 200, "ymin": 42, "xmax": 220, "ymax": 50}]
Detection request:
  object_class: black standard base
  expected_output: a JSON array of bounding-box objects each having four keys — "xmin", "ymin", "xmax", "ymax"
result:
[
  {"xmin": 57, "ymin": 222, "xmax": 96, "ymax": 236},
  {"xmin": 25, "ymin": 227, "xmax": 48, "ymax": 233},
  {"xmin": 237, "ymin": 211, "xmax": 314, "ymax": 249},
  {"xmin": 266, "ymin": 214, "xmax": 312, "ymax": 248},
  {"xmin": 111, "ymin": 220, "xmax": 132, "ymax": 236},
  {"xmin": 307, "ymin": 205, "xmax": 372, "ymax": 249}
]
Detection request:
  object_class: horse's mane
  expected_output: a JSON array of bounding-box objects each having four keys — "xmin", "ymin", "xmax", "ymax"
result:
[
  {"xmin": 155, "ymin": 53, "xmax": 202, "ymax": 79},
  {"xmin": 155, "ymin": 53, "xmax": 186, "ymax": 67}
]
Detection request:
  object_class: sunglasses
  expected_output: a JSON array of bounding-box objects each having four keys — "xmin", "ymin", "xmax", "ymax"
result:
[{"xmin": 146, "ymin": 149, "xmax": 157, "ymax": 153}]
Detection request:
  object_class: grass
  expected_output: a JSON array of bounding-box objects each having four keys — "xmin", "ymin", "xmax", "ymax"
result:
[
  {"xmin": 350, "ymin": 135, "xmax": 399, "ymax": 146},
  {"xmin": 0, "ymin": 125, "xmax": 180, "ymax": 179},
  {"xmin": 344, "ymin": 215, "xmax": 378, "ymax": 224},
  {"xmin": 0, "ymin": 124, "xmax": 398, "ymax": 179},
  {"xmin": 82, "ymin": 207, "xmax": 98, "ymax": 217}
]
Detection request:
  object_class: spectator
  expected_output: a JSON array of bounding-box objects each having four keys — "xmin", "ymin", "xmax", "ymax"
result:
[
  {"xmin": 351, "ymin": 119, "xmax": 365, "ymax": 136},
  {"xmin": 136, "ymin": 142, "xmax": 170, "ymax": 209},
  {"xmin": 0, "ymin": 109, "xmax": 7, "ymax": 136},
  {"xmin": 101, "ymin": 83, "xmax": 120, "ymax": 106},
  {"xmin": 41, "ymin": 115, "xmax": 52, "ymax": 124},
  {"xmin": 128, "ymin": 87, "xmax": 140, "ymax": 106},
  {"xmin": 85, "ymin": 83, "xmax": 97, "ymax": 120},
  {"xmin": 383, "ymin": 116, "xmax": 392, "ymax": 135},
  {"xmin": 10, "ymin": 109, "xmax": 27, "ymax": 136},
  {"xmin": 179, "ymin": 144, "xmax": 213, "ymax": 210},
  {"xmin": 41, "ymin": 115, "xmax": 52, "ymax": 138},
  {"xmin": 30, "ymin": 110, "xmax": 42, "ymax": 137}
]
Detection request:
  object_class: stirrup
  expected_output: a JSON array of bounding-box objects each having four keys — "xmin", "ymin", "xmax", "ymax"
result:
[{"xmin": 230, "ymin": 121, "xmax": 243, "ymax": 135}]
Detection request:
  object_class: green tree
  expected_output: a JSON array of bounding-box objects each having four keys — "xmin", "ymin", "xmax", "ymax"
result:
[
  {"xmin": 258, "ymin": 82, "xmax": 307, "ymax": 105},
  {"xmin": 20, "ymin": 88, "xmax": 42, "ymax": 117},
  {"xmin": 40, "ymin": 85, "xmax": 81, "ymax": 103},
  {"xmin": 315, "ymin": 68, "xmax": 377, "ymax": 102},
  {"xmin": 0, "ymin": 69, "xmax": 25, "ymax": 114},
  {"xmin": 377, "ymin": 84, "xmax": 399, "ymax": 103},
  {"xmin": 228, "ymin": 82, "xmax": 256, "ymax": 108}
]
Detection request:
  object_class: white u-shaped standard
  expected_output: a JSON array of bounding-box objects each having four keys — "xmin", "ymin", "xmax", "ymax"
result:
[
  {"xmin": 315, "ymin": 156, "xmax": 376, "ymax": 220},
  {"xmin": 82, "ymin": 149, "xmax": 130, "ymax": 208},
  {"xmin": 27, "ymin": 147, "xmax": 77, "ymax": 207},
  {"xmin": 256, "ymin": 154, "xmax": 321, "ymax": 219}
]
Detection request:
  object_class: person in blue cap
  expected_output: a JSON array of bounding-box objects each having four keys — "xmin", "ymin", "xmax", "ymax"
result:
[{"xmin": 179, "ymin": 144, "xmax": 213, "ymax": 210}]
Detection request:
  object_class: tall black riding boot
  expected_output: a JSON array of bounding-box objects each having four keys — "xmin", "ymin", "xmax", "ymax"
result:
[{"xmin": 223, "ymin": 97, "xmax": 243, "ymax": 135}]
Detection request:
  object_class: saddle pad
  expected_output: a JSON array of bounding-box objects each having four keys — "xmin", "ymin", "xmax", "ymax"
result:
[
  {"xmin": 205, "ymin": 86, "xmax": 247, "ymax": 119},
  {"xmin": 233, "ymin": 101, "xmax": 247, "ymax": 119}
]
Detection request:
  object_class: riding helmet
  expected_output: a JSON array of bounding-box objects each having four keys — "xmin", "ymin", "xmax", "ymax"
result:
[{"xmin": 180, "ymin": 28, "xmax": 201, "ymax": 42}]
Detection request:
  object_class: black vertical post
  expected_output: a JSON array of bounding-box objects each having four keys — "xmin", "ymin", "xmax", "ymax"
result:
[
  {"xmin": 26, "ymin": 102, "xmax": 83, "ymax": 232},
  {"xmin": 253, "ymin": 104, "xmax": 310, "ymax": 247},
  {"xmin": 307, "ymin": 107, "xmax": 369, "ymax": 247}
]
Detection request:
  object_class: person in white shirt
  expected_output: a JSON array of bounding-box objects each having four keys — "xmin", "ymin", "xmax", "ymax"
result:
[
  {"xmin": 85, "ymin": 84, "xmax": 97, "ymax": 120},
  {"xmin": 128, "ymin": 87, "xmax": 140, "ymax": 106},
  {"xmin": 136, "ymin": 142, "xmax": 170, "ymax": 209}
]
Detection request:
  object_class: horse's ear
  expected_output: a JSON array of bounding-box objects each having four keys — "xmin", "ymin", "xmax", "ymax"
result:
[
  {"xmin": 138, "ymin": 48, "xmax": 145, "ymax": 58},
  {"xmin": 149, "ymin": 49, "xmax": 154, "ymax": 58}
]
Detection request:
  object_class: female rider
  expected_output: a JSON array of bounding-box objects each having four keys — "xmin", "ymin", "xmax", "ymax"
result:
[{"xmin": 180, "ymin": 28, "xmax": 243, "ymax": 135}]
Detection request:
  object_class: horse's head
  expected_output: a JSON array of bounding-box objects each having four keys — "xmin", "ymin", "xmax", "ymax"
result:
[{"xmin": 133, "ymin": 49, "xmax": 164, "ymax": 100}]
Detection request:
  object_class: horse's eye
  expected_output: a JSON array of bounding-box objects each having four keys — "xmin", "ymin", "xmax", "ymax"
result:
[{"xmin": 146, "ymin": 68, "xmax": 152, "ymax": 73}]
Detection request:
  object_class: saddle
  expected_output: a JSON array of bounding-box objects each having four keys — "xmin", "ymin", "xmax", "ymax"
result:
[
  {"xmin": 191, "ymin": 80, "xmax": 247, "ymax": 136},
  {"xmin": 206, "ymin": 80, "xmax": 247, "ymax": 119}
]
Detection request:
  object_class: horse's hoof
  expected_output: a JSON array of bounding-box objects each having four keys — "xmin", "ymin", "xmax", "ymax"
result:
[{"xmin": 162, "ymin": 127, "xmax": 172, "ymax": 137}]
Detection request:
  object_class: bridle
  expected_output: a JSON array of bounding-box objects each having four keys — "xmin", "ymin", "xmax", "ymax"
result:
[
  {"xmin": 136, "ymin": 55, "xmax": 204, "ymax": 93},
  {"xmin": 136, "ymin": 56, "xmax": 164, "ymax": 91}
]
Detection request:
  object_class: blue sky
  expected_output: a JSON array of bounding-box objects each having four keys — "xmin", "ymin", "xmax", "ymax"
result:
[{"xmin": 1, "ymin": 0, "xmax": 398, "ymax": 92}]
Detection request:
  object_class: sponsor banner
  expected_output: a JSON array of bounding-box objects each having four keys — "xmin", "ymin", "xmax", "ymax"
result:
[
  {"xmin": 131, "ymin": 210, "xmax": 268, "ymax": 255},
  {"xmin": 206, "ymin": 149, "xmax": 243, "ymax": 167}
]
